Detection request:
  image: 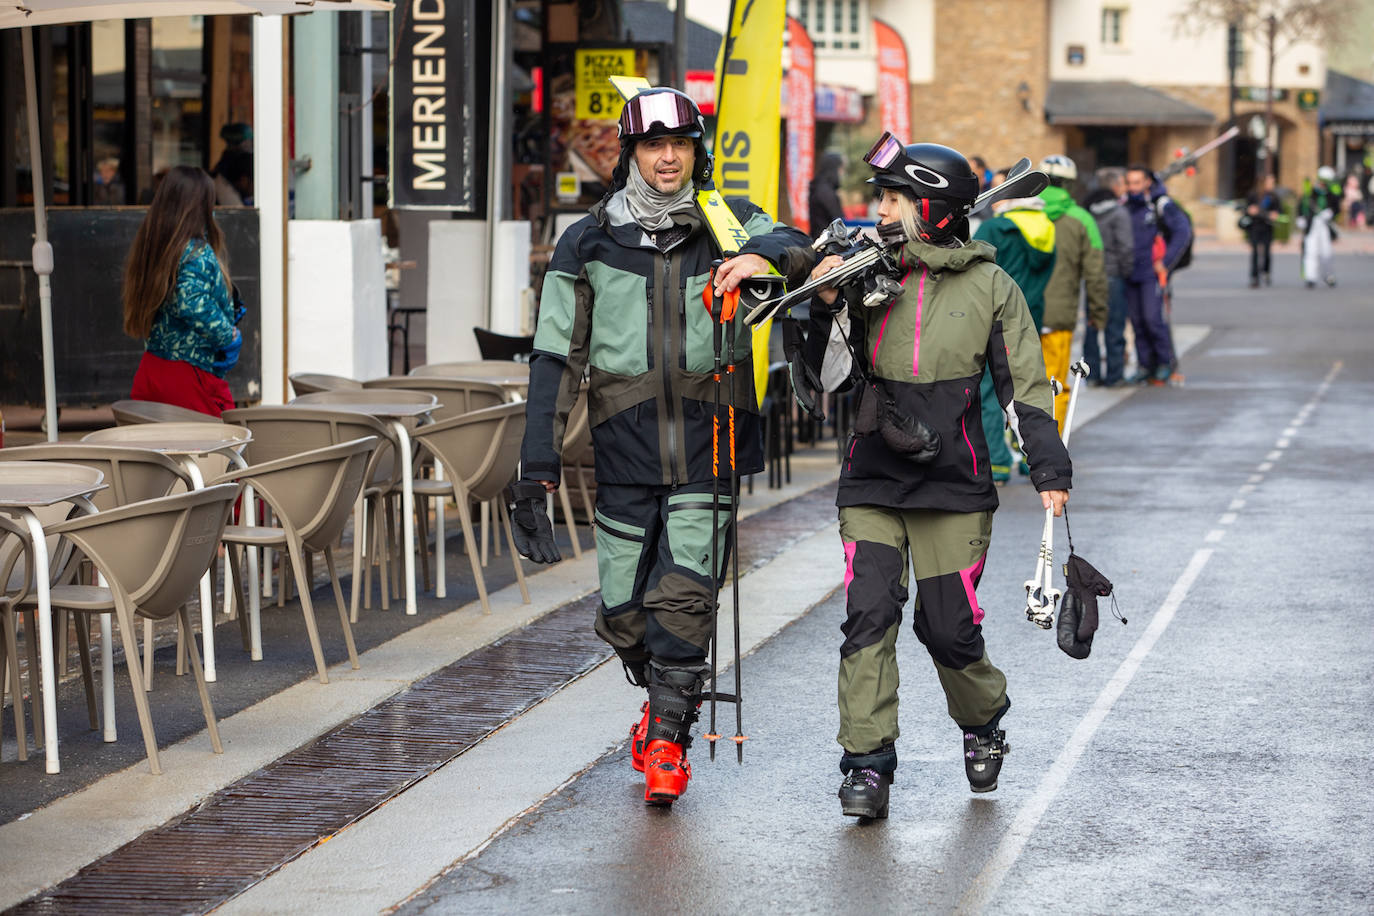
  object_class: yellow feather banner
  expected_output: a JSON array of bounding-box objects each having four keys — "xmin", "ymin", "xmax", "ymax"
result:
[{"xmin": 713, "ymin": 0, "xmax": 786, "ymax": 408}]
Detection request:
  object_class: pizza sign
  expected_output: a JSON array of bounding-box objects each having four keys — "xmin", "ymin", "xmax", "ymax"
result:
[{"xmin": 576, "ymin": 49, "xmax": 635, "ymax": 120}]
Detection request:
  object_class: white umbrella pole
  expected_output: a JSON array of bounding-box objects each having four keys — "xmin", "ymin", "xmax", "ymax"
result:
[{"xmin": 22, "ymin": 26, "xmax": 58, "ymax": 442}]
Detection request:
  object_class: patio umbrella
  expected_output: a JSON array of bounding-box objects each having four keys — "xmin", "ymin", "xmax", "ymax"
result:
[{"xmin": 2, "ymin": 0, "xmax": 391, "ymax": 440}]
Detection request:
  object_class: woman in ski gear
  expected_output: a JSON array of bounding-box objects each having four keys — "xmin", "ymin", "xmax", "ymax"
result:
[
  {"xmin": 510, "ymin": 85, "xmax": 816, "ymax": 806},
  {"xmin": 805, "ymin": 136, "xmax": 1071, "ymax": 819}
]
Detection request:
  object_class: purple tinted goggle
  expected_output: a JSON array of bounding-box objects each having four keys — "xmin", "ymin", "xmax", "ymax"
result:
[{"xmin": 619, "ymin": 91, "xmax": 698, "ymax": 137}]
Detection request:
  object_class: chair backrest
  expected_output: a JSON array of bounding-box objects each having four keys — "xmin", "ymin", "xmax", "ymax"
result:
[
  {"xmin": 363, "ymin": 375, "xmax": 506, "ymax": 420},
  {"xmin": 45, "ymin": 484, "xmax": 240, "ymax": 621},
  {"xmin": 409, "ymin": 360, "xmax": 529, "ymax": 380},
  {"xmin": 412, "ymin": 402, "xmax": 525, "ymax": 503},
  {"xmin": 212, "ymin": 438, "xmax": 377, "ymax": 553},
  {"xmin": 223, "ymin": 406, "xmax": 400, "ymax": 491},
  {"xmin": 111, "ymin": 399, "xmax": 221, "ymax": 425},
  {"xmin": 291, "ymin": 388, "xmax": 437, "ymax": 409},
  {"xmin": 473, "ymin": 327, "xmax": 534, "ymax": 361},
  {"xmin": 288, "ymin": 372, "xmax": 364, "ymax": 397},
  {"xmin": 0, "ymin": 444, "xmax": 192, "ymax": 511}
]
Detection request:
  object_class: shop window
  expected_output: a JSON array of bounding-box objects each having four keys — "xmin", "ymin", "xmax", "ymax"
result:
[
  {"xmin": 150, "ymin": 16, "xmax": 206, "ymax": 176},
  {"xmin": 92, "ymin": 19, "xmax": 127, "ymax": 204}
]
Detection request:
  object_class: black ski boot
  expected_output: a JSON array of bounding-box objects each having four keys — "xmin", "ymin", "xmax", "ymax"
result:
[
  {"xmin": 963, "ymin": 728, "xmax": 1009, "ymax": 793},
  {"xmin": 643, "ymin": 665, "xmax": 704, "ymax": 806},
  {"xmin": 838, "ymin": 767, "xmax": 893, "ymax": 819}
]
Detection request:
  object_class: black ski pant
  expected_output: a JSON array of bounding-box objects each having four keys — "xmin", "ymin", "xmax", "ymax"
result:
[
  {"xmin": 836, "ymin": 505, "xmax": 1008, "ymax": 775},
  {"xmin": 1249, "ymin": 230, "xmax": 1272, "ymax": 281},
  {"xmin": 592, "ymin": 480, "xmax": 732, "ymax": 683}
]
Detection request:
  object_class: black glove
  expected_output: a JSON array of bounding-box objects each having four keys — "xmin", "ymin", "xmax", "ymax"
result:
[{"xmin": 509, "ymin": 479, "xmax": 561, "ymax": 564}]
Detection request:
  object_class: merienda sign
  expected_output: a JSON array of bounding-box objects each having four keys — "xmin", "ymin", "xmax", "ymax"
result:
[{"xmin": 391, "ymin": 0, "xmax": 477, "ymax": 210}]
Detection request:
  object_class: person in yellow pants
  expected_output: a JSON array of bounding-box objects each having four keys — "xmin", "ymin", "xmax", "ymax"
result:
[{"xmin": 1040, "ymin": 326, "xmax": 1073, "ymax": 427}]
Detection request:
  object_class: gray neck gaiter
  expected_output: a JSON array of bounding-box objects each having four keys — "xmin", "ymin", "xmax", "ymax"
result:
[{"xmin": 624, "ymin": 161, "xmax": 697, "ymax": 232}]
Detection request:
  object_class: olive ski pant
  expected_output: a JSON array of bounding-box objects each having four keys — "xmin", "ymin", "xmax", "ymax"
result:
[
  {"xmin": 837, "ymin": 505, "xmax": 1008, "ymax": 774},
  {"xmin": 592, "ymin": 480, "xmax": 732, "ymax": 684}
]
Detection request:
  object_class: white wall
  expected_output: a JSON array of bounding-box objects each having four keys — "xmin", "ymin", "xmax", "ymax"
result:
[
  {"xmin": 287, "ymin": 219, "xmax": 388, "ymax": 381},
  {"xmin": 1049, "ymin": 0, "xmax": 1324, "ymax": 89},
  {"xmin": 872, "ymin": 0, "xmax": 934, "ymax": 84}
]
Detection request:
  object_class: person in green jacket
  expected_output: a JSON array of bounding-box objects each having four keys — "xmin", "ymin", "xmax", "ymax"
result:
[
  {"xmin": 971, "ymin": 195, "xmax": 1056, "ymax": 481},
  {"xmin": 804, "ymin": 136, "xmax": 1070, "ymax": 820},
  {"xmin": 1038, "ymin": 155, "xmax": 1107, "ymax": 430}
]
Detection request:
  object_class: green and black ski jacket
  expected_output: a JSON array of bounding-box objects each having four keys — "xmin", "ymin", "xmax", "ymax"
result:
[
  {"xmin": 810, "ymin": 237, "xmax": 1071, "ymax": 513},
  {"xmin": 522, "ymin": 191, "xmax": 815, "ymax": 487}
]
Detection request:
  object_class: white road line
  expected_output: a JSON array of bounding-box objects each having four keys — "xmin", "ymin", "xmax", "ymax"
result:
[
  {"xmin": 1258, "ymin": 462, "xmax": 1274, "ymax": 472},
  {"xmin": 1228, "ymin": 498, "xmax": 1246, "ymax": 511},
  {"xmin": 1283, "ymin": 427, "xmax": 1298, "ymax": 437},
  {"xmin": 958, "ymin": 548, "xmax": 1214, "ymax": 914},
  {"xmin": 1239, "ymin": 483, "xmax": 1257, "ymax": 494},
  {"xmin": 1219, "ymin": 512, "xmax": 1238, "ymax": 525},
  {"xmin": 1204, "ymin": 529, "xmax": 1226, "ymax": 543},
  {"xmin": 1265, "ymin": 450, "xmax": 1283, "ymax": 461},
  {"xmin": 1276, "ymin": 438, "xmax": 1291, "ymax": 449}
]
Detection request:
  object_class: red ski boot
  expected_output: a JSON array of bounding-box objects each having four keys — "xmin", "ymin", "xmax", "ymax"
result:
[
  {"xmin": 630, "ymin": 702, "xmax": 649, "ymax": 772},
  {"xmin": 643, "ymin": 739, "xmax": 691, "ymax": 805}
]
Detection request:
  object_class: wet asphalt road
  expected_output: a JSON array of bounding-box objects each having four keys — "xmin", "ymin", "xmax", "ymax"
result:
[{"xmin": 400, "ymin": 251, "xmax": 1374, "ymax": 914}]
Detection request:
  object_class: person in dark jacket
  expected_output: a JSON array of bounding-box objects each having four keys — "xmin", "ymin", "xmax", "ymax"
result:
[
  {"xmin": 1123, "ymin": 165, "xmax": 1190, "ymax": 384},
  {"xmin": 809, "ymin": 151, "xmax": 846, "ymax": 238},
  {"xmin": 805, "ymin": 136, "xmax": 1070, "ymax": 820},
  {"xmin": 1084, "ymin": 168, "xmax": 1133, "ymax": 386},
  {"xmin": 1242, "ymin": 173, "xmax": 1280, "ymax": 288},
  {"xmin": 508, "ymin": 85, "xmax": 815, "ymax": 807}
]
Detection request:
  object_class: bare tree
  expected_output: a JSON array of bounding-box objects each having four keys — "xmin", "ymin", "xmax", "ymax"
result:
[{"xmin": 1176, "ymin": 0, "xmax": 1349, "ymax": 181}]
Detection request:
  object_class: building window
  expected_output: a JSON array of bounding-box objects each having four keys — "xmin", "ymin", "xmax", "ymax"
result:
[
  {"xmin": 1101, "ymin": 8, "xmax": 1126, "ymax": 47},
  {"xmin": 1226, "ymin": 23, "xmax": 1246, "ymax": 71},
  {"xmin": 788, "ymin": 0, "xmax": 867, "ymax": 52}
]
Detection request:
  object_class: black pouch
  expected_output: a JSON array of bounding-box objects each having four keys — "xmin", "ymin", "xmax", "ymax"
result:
[{"xmin": 854, "ymin": 381, "xmax": 940, "ymax": 463}]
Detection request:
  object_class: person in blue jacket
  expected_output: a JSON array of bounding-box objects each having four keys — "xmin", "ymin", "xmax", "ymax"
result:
[{"xmin": 1122, "ymin": 165, "xmax": 1191, "ymax": 385}]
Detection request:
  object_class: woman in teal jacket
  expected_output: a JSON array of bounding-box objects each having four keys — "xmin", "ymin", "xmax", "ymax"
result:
[{"xmin": 124, "ymin": 165, "xmax": 243, "ymax": 416}]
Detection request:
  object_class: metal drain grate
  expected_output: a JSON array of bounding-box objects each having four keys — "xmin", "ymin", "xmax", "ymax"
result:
[{"xmin": 8, "ymin": 484, "xmax": 835, "ymax": 915}]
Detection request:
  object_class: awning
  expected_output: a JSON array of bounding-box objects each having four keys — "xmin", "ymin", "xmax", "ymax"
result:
[
  {"xmin": 1320, "ymin": 70, "xmax": 1374, "ymax": 133},
  {"xmin": 1045, "ymin": 81, "xmax": 1215, "ymax": 127}
]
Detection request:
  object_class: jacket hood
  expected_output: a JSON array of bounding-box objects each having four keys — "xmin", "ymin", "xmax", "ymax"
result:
[
  {"xmin": 814, "ymin": 152, "xmax": 844, "ymax": 187},
  {"xmin": 1083, "ymin": 187, "xmax": 1120, "ymax": 215},
  {"xmin": 1001, "ymin": 208, "xmax": 1056, "ymax": 260},
  {"xmin": 1039, "ymin": 185, "xmax": 1076, "ymax": 221},
  {"xmin": 905, "ymin": 236, "xmax": 997, "ymax": 273}
]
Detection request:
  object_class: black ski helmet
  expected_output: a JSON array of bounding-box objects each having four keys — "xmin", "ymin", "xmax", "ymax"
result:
[
  {"xmin": 864, "ymin": 132, "xmax": 980, "ymax": 242},
  {"xmin": 611, "ymin": 86, "xmax": 713, "ymax": 189}
]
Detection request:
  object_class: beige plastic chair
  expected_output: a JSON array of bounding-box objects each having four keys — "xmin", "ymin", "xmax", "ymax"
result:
[
  {"xmin": 213, "ymin": 438, "xmax": 378, "ymax": 684},
  {"xmin": 288, "ymin": 372, "xmax": 364, "ymax": 397},
  {"xmin": 0, "ymin": 444, "xmax": 195, "ymax": 706},
  {"xmin": 411, "ymin": 402, "xmax": 529, "ymax": 615},
  {"xmin": 40, "ymin": 483, "xmax": 241, "ymax": 774},
  {"xmin": 0, "ymin": 513, "xmax": 35, "ymax": 761},
  {"xmin": 224, "ymin": 406, "xmax": 407, "ymax": 617},
  {"xmin": 362, "ymin": 375, "xmax": 507, "ymax": 421},
  {"xmin": 409, "ymin": 360, "xmax": 530, "ymax": 381},
  {"xmin": 111, "ymin": 399, "xmax": 221, "ymax": 425}
]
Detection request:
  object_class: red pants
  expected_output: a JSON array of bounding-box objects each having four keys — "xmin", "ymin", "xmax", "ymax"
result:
[{"xmin": 130, "ymin": 351, "xmax": 234, "ymax": 417}]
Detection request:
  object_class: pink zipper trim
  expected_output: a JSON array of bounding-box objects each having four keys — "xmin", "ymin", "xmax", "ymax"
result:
[
  {"xmin": 911, "ymin": 266, "xmax": 928, "ymax": 377},
  {"xmin": 846, "ymin": 436, "xmax": 857, "ymax": 471},
  {"xmin": 869, "ymin": 266, "xmax": 917, "ymax": 367},
  {"xmin": 961, "ymin": 388, "xmax": 977, "ymax": 475}
]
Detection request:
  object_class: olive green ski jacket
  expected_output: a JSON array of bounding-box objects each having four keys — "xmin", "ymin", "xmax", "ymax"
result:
[
  {"xmin": 809, "ymin": 237, "xmax": 1071, "ymax": 512},
  {"xmin": 522, "ymin": 190, "xmax": 815, "ymax": 487}
]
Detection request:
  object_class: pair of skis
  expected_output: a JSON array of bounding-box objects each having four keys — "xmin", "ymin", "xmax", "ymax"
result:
[
  {"xmin": 704, "ymin": 262, "xmax": 747, "ymax": 763},
  {"xmin": 1024, "ymin": 360, "xmax": 1089, "ymax": 629}
]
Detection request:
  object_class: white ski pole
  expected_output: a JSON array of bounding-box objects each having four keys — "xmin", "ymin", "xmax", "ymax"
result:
[{"xmin": 1024, "ymin": 361, "xmax": 1090, "ymax": 628}]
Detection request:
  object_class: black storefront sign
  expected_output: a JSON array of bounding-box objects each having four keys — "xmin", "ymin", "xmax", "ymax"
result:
[{"xmin": 390, "ymin": 0, "xmax": 477, "ymax": 211}]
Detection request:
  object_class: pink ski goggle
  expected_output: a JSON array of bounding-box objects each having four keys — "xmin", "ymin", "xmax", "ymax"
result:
[{"xmin": 619, "ymin": 90, "xmax": 699, "ymax": 138}]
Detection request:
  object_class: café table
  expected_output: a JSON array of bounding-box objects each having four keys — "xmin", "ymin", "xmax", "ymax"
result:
[
  {"xmin": 0, "ymin": 461, "xmax": 105, "ymax": 773},
  {"xmin": 286, "ymin": 392, "xmax": 438, "ymax": 615},
  {"xmin": 82, "ymin": 423, "xmax": 255, "ymax": 682}
]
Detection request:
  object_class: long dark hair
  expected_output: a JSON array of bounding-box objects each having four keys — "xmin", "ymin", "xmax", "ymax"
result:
[{"xmin": 122, "ymin": 165, "xmax": 230, "ymax": 338}]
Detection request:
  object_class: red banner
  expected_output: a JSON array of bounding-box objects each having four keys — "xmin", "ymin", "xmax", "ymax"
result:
[
  {"xmin": 873, "ymin": 19, "xmax": 909, "ymax": 142},
  {"xmin": 786, "ymin": 16, "xmax": 815, "ymax": 234}
]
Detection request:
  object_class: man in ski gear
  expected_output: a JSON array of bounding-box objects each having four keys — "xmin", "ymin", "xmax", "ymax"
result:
[
  {"xmin": 1038, "ymin": 156, "xmax": 1107, "ymax": 429},
  {"xmin": 510, "ymin": 85, "xmax": 815, "ymax": 806},
  {"xmin": 1241, "ymin": 174, "xmax": 1281, "ymax": 288},
  {"xmin": 806, "ymin": 136, "xmax": 1071, "ymax": 819},
  {"xmin": 972, "ymin": 192, "xmax": 1056, "ymax": 481},
  {"xmin": 1083, "ymin": 168, "xmax": 1133, "ymax": 387},
  {"xmin": 1300, "ymin": 166, "xmax": 1340, "ymax": 289},
  {"xmin": 1123, "ymin": 165, "xmax": 1190, "ymax": 385}
]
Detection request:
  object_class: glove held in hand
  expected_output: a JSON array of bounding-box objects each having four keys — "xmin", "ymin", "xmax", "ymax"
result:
[{"xmin": 509, "ymin": 479, "xmax": 561, "ymax": 565}]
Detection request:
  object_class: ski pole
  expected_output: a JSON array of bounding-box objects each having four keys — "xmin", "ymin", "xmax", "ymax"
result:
[
  {"xmin": 703, "ymin": 260, "xmax": 725, "ymax": 760},
  {"xmin": 724, "ymin": 299, "xmax": 747, "ymax": 763},
  {"xmin": 1024, "ymin": 362, "xmax": 1089, "ymax": 628}
]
